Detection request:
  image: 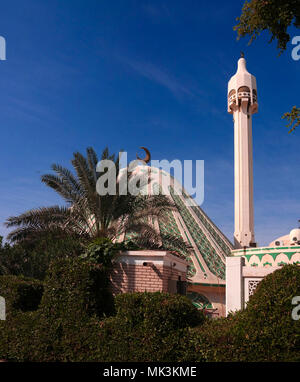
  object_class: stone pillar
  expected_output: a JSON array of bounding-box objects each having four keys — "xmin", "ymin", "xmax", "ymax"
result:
[{"xmin": 226, "ymin": 256, "xmax": 244, "ymax": 316}]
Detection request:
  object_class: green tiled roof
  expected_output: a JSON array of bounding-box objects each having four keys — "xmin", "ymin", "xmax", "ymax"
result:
[
  {"xmin": 190, "ymin": 203, "xmax": 232, "ymax": 257},
  {"xmin": 169, "ymin": 187, "xmax": 228, "ymax": 279}
]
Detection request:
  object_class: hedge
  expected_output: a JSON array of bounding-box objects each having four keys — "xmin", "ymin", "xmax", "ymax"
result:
[
  {"xmin": 0, "ymin": 275, "xmax": 43, "ymax": 317},
  {"xmin": 115, "ymin": 292, "xmax": 204, "ymax": 329},
  {"xmin": 40, "ymin": 257, "xmax": 115, "ymax": 320},
  {"xmin": 0, "ymin": 257, "xmax": 116, "ymax": 361},
  {"xmin": 0, "ymin": 260, "xmax": 204, "ymax": 361},
  {"xmin": 1, "ymin": 261, "xmax": 299, "ymax": 362},
  {"xmin": 182, "ymin": 264, "xmax": 300, "ymax": 362},
  {"xmin": 0, "ymin": 233, "xmax": 84, "ymax": 280},
  {"xmin": 230, "ymin": 264, "xmax": 300, "ymax": 361},
  {"xmin": 96, "ymin": 292, "xmax": 205, "ymax": 362},
  {"xmin": 31, "ymin": 257, "xmax": 116, "ymax": 361}
]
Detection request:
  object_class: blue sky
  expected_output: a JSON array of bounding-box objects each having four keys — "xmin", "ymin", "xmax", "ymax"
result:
[{"xmin": 0, "ymin": 0, "xmax": 299, "ymax": 246}]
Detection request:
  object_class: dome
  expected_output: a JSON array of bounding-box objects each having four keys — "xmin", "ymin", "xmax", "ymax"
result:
[
  {"xmin": 289, "ymin": 228, "xmax": 300, "ymax": 245},
  {"xmin": 269, "ymin": 234, "xmax": 290, "ymax": 247},
  {"xmin": 269, "ymin": 229, "xmax": 300, "ymax": 247}
]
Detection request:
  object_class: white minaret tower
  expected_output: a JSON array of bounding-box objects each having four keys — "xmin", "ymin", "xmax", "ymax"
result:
[{"xmin": 228, "ymin": 54, "xmax": 258, "ymax": 249}]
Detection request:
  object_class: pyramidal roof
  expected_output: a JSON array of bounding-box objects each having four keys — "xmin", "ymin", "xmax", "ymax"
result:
[{"xmin": 123, "ymin": 165, "xmax": 234, "ymax": 285}]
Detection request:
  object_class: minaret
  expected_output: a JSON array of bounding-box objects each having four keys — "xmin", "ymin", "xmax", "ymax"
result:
[{"xmin": 228, "ymin": 54, "xmax": 258, "ymax": 248}]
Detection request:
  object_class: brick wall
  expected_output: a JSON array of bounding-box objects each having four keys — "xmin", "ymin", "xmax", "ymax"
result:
[
  {"xmin": 162, "ymin": 266, "xmax": 187, "ymax": 292},
  {"xmin": 110, "ymin": 262, "xmax": 187, "ymax": 295}
]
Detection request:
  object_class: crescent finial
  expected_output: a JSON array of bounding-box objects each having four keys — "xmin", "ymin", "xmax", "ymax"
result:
[{"xmin": 136, "ymin": 147, "xmax": 151, "ymax": 164}]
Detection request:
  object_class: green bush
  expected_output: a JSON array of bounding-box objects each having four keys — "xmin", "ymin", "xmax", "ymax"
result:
[
  {"xmin": 0, "ymin": 311, "xmax": 41, "ymax": 362},
  {"xmin": 81, "ymin": 237, "xmax": 139, "ymax": 269},
  {"xmin": 40, "ymin": 257, "xmax": 115, "ymax": 320},
  {"xmin": 96, "ymin": 292, "xmax": 205, "ymax": 362},
  {"xmin": 0, "ymin": 233, "xmax": 83, "ymax": 280},
  {"xmin": 230, "ymin": 264, "xmax": 300, "ymax": 361},
  {"xmin": 181, "ymin": 316, "xmax": 237, "ymax": 362},
  {"xmin": 2, "ymin": 260, "xmax": 299, "ymax": 362},
  {"xmin": 0, "ymin": 256, "xmax": 116, "ymax": 361},
  {"xmin": 0, "ymin": 275, "xmax": 43, "ymax": 317},
  {"xmin": 35, "ymin": 290, "xmax": 203, "ymax": 362},
  {"xmin": 182, "ymin": 265, "xmax": 300, "ymax": 362},
  {"xmin": 0, "ymin": 288, "xmax": 204, "ymax": 361},
  {"xmin": 95, "ymin": 315, "xmax": 190, "ymax": 362},
  {"xmin": 33, "ymin": 257, "xmax": 116, "ymax": 361},
  {"xmin": 115, "ymin": 292, "xmax": 204, "ymax": 330}
]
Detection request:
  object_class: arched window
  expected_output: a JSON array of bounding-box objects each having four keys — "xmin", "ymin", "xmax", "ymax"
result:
[{"xmin": 187, "ymin": 291, "xmax": 213, "ymax": 309}]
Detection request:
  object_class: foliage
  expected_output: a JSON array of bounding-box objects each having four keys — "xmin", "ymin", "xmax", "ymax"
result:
[
  {"xmin": 31, "ymin": 256, "xmax": 115, "ymax": 361},
  {"xmin": 0, "ymin": 256, "xmax": 115, "ymax": 361},
  {"xmin": 0, "ymin": 259, "xmax": 203, "ymax": 361},
  {"xmin": 80, "ymin": 237, "xmax": 139, "ymax": 269},
  {"xmin": 181, "ymin": 317, "xmax": 236, "ymax": 362},
  {"xmin": 1, "ymin": 262, "xmax": 299, "ymax": 362},
  {"xmin": 94, "ymin": 317, "xmax": 189, "ymax": 362},
  {"xmin": 74, "ymin": 292, "xmax": 205, "ymax": 362},
  {"xmin": 282, "ymin": 106, "xmax": 300, "ymax": 133},
  {"xmin": 234, "ymin": 0, "xmax": 300, "ymax": 52},
  {"xmin": 114, "ymin": 292, "xmax": 204, "ymax": 330},
  {"xmin": 229, "ymin": 264, "xmax": 300, "ymax": 361},
  {"xmin": 0, "ymin": 311, "xmax": 41, "ymax": 362},
  {"xmin": 0, "ymin": 275, "xmax": 43, "ymax": 318},
  {"xmin": 234, "ymin": 1, "xmax": 300, "ymax": 132},
  {"xmin": 183, "ymin": 265, "xmax": 300, "ymax": 362},
  {"xmin": 40, "ymin": 257, "xmax": 115, "ymax": 321},
  {"xmin": 0, "ymin": 233, "xmax": 83, "ymax": 280}
]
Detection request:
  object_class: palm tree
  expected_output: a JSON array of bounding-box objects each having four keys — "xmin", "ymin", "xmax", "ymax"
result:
[{"xmin": 5, "ymin": 147, "xmax": 188, "ymax": 254}]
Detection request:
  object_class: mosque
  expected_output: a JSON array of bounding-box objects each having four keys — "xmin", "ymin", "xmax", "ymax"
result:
[{"xmin": 112, "ymin": 55, "xmax": 300, "ymax": 317}]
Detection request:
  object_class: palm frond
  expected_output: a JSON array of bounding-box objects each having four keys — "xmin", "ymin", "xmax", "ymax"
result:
[
  {"xmin": 5, "ymin": 206, "xmax": 70, "ymax": 228},
  {"xmin": 5, "ymin": 146, "xmax": 187, "ymax": 257}
]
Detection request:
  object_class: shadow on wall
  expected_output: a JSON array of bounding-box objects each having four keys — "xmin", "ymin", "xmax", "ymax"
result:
[{"xmin": 110, "ymin": 262, "xmax": 164, "ymax": 294}]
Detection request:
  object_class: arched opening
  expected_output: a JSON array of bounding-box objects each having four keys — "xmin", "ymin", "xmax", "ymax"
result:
[
  {"xmin": 237, "ymin": 86, "xmax": 250, "ymax": 98},
  {"xmin": 187, "ymin": 291, "xmax": 213, "ymax": 309}
]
